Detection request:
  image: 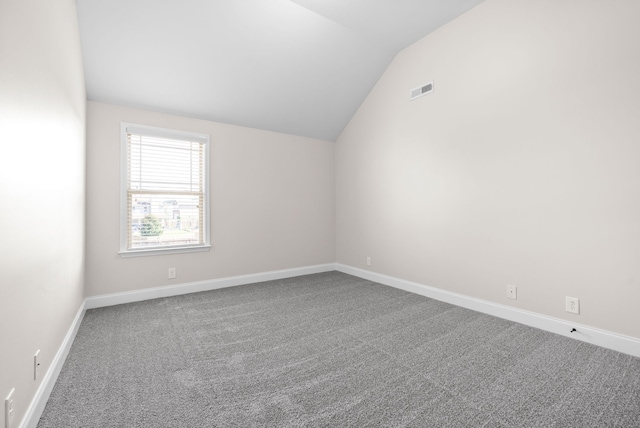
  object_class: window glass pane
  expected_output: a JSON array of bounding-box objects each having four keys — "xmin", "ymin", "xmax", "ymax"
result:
[{"xmin": 129, "ymin": 193, "xmax": 202, "ymax": 248}]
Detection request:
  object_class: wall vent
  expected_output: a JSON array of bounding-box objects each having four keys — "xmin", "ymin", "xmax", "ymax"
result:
[{"xmin": 410, "ymin": 81, "xmax": 433, "ymax": 100}]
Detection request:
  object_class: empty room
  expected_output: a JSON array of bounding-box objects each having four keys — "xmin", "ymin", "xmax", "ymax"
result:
[{"xmin": 1, "ymin": 0, "xmax": 639, "ymax": 427}]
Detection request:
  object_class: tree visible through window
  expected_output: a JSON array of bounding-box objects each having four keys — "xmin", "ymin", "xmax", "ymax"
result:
[{"xmin": 120, "ymin": 123, "xmax": 210, "ymax": 256}]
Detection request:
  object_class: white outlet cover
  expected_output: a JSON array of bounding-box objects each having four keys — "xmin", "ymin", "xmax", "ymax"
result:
[
  {"xmin": 5, "ymin": 388, "xmax": 15, "ymax": 428},
  {"xmin": 507, "ymin": 285, "xmax": 517, "ymax": 300},
  {"xmin": 34, "ymin": 349, "xmax": 40, "ymax": 381},
  {"xmin": 566, "ymin": 296, "xmax": 580, "ymax": 314}
]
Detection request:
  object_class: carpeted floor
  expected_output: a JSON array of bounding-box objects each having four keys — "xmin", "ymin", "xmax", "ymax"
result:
[{"xmin": 38, "ymin": 271, "xmax": 640, "ymax": 427}]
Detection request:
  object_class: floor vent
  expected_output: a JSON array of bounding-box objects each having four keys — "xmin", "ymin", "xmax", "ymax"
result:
[{"xmin": 410, "ymin": 81, "xmax": 433, "ymax": 100}]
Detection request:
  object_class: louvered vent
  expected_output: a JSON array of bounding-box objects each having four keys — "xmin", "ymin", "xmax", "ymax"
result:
[{"xmin": 410, "ymin": 81, "xmax": 433, "ymax": 100}]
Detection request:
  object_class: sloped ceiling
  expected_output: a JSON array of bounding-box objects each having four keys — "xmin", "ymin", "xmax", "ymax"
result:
[{"xmin": 76, "ymin": 0, "xmax": 484, "ymax": 141}]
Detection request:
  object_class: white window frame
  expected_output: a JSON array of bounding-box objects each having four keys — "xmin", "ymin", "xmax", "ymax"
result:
[{"xmin": 119, "ymin": 122, "xmax": 211, "ymax": 257}]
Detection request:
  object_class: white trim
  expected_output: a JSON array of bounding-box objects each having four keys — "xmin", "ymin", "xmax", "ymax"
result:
[
  {"xmin": 20, "ymin": 301, "xmax": 86, "ymax": 428},
  {"xmin": 336, "ymin": 264, "xmax": 640, "ymax": 358},
  {"xmin": 118, "ymin": 244, "xmax": 211, "ymax": 258},
  {"xmin": 85, "ymin": 264, "xmax": 336, "ymax": 309},
  {"xmin": 119, "ymin": 122, "xmax": 129, "ymax": 252},
  {"xmin": 119, "ymin": 122, "xmax": 211, "ymax": 256}
]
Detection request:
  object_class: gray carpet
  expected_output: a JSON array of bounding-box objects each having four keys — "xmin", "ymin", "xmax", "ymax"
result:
[{"xmin": 38, "ymin": 271, "xmax": 640, "ymax": 427}]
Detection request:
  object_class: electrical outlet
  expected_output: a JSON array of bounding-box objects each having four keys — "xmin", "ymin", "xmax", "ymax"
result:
[
  {"xmin": 566, "ymin": 296, "xmax": 580, "ymax": 314},
  {"xmin": 507, "ymin": 285, "xmax": 517, "ymax": 300},
  {"xmin": 366, "ymin": 257, "xmax": 371, "ymax": 266},
  {"xmin": 5, "ymin": 388, "xmax": 15, "ymax": 428},
  {"xmin": 168, "ymin": 268, "xmax": 176, "ymax": 279},
  {"xmin": 34, "ymin": 350, "xmax": 40, "ymax": 381}
]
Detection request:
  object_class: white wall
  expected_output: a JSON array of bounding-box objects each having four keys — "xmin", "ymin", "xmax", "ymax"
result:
[
  {"xmin": 85, "ymin": 101, "xmax": 335, "ymax": 297},
  {"xmin": 336, "ymin": 0, "xmax": 640, "ymax": 339},
  {"xmin": 0, "ymin": 0, "xmax": 86, "ymax": 425}
]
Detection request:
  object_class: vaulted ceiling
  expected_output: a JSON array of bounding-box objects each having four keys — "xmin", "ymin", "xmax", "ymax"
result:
[{"xmin": 76, "ymin": 0, "xmax": 484, "ymax": 141}]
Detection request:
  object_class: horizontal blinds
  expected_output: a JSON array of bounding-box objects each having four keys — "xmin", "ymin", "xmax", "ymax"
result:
[
  {"xmin": 126, "ymin": 132, "xmax": 205, "ymax": 250},
  {"xmin": 128, "ymin": 134, "xmax": 203, "ymax": 192}
]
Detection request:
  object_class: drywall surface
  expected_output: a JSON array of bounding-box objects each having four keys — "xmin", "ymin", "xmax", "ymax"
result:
[
  {"xmin": 85, "ymin": 101, "xmax": 335, "ymax": 296},
  {"xmin": 0, "ymin": 0, "xmax": 86, "ymax": 425},
  {"xmin": 336, "ymin": 0, "xmax": 640, "ymax": 339}
]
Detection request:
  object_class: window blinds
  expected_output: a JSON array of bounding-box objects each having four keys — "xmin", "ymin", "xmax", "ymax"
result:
[{"xmin": 125, "ymin": 130, "xmax": 206, "ymax": 250}]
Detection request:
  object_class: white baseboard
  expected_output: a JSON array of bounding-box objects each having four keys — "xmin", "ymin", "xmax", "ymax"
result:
[
  {"xmin": 85, "ymin": 263, "xmax": 336, "ymax": 310},
  {"xmin": 336, "ymin": 263, "xmax": 640, "ymax": 358},
  {"xmin": 21, "ymin": 301, "xmax": 86, "ymax": 428}
]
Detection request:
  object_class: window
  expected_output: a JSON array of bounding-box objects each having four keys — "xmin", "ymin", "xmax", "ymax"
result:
[{"xmin": 120, "ymin": 123, "xmax": 210, "ymax": 257}]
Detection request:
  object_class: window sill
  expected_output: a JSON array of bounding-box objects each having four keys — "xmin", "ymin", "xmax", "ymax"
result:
[{"xmin": 119, "ymin": 245, "xmax": 211, "ymax": 258}]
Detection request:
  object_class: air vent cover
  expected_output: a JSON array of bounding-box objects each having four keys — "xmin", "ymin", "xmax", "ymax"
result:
[{"xmin": 410, "ymin": 81, "xmax": 433, "ymax": 100}]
